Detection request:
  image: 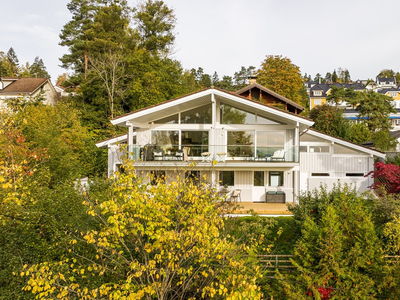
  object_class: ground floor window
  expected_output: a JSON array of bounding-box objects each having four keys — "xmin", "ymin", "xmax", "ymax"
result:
[
  {"xmin": 185, "ymin": 170, "xmax": 201, "ymax": 185},
  {"xmin": 150, "ymin": 170, "xmax": 166, "ymax": 185},
  {"xmin": 269, "ymin": 171, "xmax": 283, "ymax": 187},
  {"xmin": 219, "ymin": 171, "xmax": 234, "ymax": 186},
  {"xmin": 254, "ymin": 171, "xmax": 265, "ymax": 186}
]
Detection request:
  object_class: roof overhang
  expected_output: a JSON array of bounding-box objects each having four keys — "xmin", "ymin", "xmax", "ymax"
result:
[{"xmin": 96, "ymin": 134, "xmax": 128, "ymax": 148}]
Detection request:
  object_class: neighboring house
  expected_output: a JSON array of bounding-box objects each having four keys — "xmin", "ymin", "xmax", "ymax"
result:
[
  {"xmin": 366, "ymin": 77, "xmax": 397, "ymax": 91},
  {"xmin": 235, "ymin": 77, "xmax": 305, "ymax": 115},
  {"xmin": 54, "ymin": 81, "xmax": 76, "ymax": 98},
  {"xmin": 309, "ymin": 82, "xmax": 365, "ymax": 110},
  {"xmin": 0, "ymin": 77, "xmax": 58, "ymax": 105},
  {"xmin": 97, "ymin": 87, "xmax": 384, "ymax": 203},
  {"xmin": 303, "ymin": 81, "xmax": 319, "ymax": 96},
  {"xmin": 376, "ymin": 88, "xmax": 400, "ymax": 130}
]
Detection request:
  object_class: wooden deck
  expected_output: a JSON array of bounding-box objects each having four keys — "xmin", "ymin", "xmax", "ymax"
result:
[{"xmin": 230, "ymin": 202, "xmax": 292, "ymax": 215}]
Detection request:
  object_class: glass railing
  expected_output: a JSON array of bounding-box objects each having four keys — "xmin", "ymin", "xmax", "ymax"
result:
[{"xmin": 126, "ymin": 145, "xmax": 299, "ymax": 163}]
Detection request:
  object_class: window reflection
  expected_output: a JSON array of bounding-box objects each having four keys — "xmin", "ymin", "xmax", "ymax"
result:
[
  {"xmin": 227, "ymin": 131, "xmax": 255, "ymax": 157},
  {"xmin": 220, "ymin": 103, "xmax": 255, "ymax": 124}
]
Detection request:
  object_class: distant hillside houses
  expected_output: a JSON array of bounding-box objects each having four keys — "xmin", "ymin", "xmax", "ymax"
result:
[{"xmin": 306, "ymin": 77, "xmax": 400, "ymax": 131}]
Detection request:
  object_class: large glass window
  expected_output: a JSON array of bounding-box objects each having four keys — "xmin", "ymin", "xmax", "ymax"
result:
[
  {"xmin": 257, "ymin": 115, "xmax": 280, "ymax": 125},
  {"xmin": 220, "ymin": 103, "xmax": 255, "ymax": 124},
  {"xmin": 333, "ymin": 144, "xmax": 360, "ymax": 154},
  {"xmin": 256, "ymin": 131, "xmax": 285, "ymax": 158},
  {"xmin": 153, "ymin": 114, "xmax": 178, "ymax": 124},
  {"xmin": 181, "ymin": 131, "xmax": 208, "ymax": 156},
  {"xmin": 269, "ymin": 171, "xmax": 283, "ymax": 187},
  {"xmin": 309, "ymin": 146, "xmax": 330, "ymax": 153},
  {"xmin": 151, "ymin": 131, "xmax": 179, "ymax": 151},
  {"xmin": 254, "ymin": 171, "xmax": 264, "ymax": 186},
  {"xmin": 219, "ymin": 171, "xmax": 234, "ymax": 186},
  {"xmin": 181, "ymin": 104, "xmax": 212, "ymax": 124},
  {"xmin": 227, "ymin": 131, "xmax": 255, "ymax": 157}
]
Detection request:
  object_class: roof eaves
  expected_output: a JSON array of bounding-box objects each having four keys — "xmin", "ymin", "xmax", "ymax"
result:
[{"xmin": 95, "ymin": 134, "xmax": 128, "ymax": 148}]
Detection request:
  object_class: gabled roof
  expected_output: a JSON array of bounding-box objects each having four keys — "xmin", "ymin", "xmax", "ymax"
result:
[
  {"xmin": 0, "ymin": 77, "xmax": 49, "ymax": 95},
  {"xmin": 377, "ymin": 88, "xmax": 400, "ymax": 94},
  {"xmin": 310, "ymin": 83, "xmax": 365, "ymax": 97},
  {"xmin": 302, "ymin": 129, "xmax": 385, "ymax": 158},
  {"xmin": 111, "ymin": 87, "xmax": 313, "ymax": 130},
  {"xmin": 377, "ymin": 77, "xmax": 396, "ymax": 84},
  {"xmin": 234, "ymin": 83, "xmax": 305, "ymax": 110}
]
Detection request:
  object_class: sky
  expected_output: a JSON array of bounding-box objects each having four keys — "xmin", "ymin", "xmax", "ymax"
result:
[{"xmin": 1, "ymin": 0, "xmax": 400, "ymax": 84}]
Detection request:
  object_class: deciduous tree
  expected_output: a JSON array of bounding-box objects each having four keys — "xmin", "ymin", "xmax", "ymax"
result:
[
  {"xmin": 22, "ymin": 162, "xmax": 262, "ymax": 299},
  {"xmin": 256, "ymin": 55, "xmax": 307, "ymax": 106}
]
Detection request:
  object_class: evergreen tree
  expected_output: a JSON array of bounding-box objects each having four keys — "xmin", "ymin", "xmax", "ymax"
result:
[
  {"xmin": 343, "ymin": 69, "xmax": 351, "ymax": 83},
  {"xmin": 6, "ymin": 47, "xmax": 19, "ymax": 76},
  {"xmin": 282, "ymin": 186, "xmax": 391, "ymax": 299},
  {"xmin": 218, "ymin": 75, "xmax": 234, "ymax": 91},
  {"xmin": 325, "ymin": 72, "xmax": 332, "ymax": 83},
  {"xmin": 212, "ymin": 71, "xmax": 219, "ymax": 86},
  {"xmin": 313, "ymin": 73, "xmax": 323, "ymax": 82},
  {"xmin": 331, "ymin": 69, "xmax": 338, "ymax": 83},
  {"xmin": 309, "ymin": 104, "xmax": 354, "ymax": 141},
  {"xmin": 356, "ymin": 91, "xmax": 396, "ymax": 133},
  {"xmin": 29, "ymin": 56, "xmax": 50, "ymax": 78},
  {"xmin": 59, "ymin": 0, "xmax": 99, "ymax": 76},
  {"xmin": 134, "ymin": 0, "xmax": 176, "ymax": 56},
  {"xmin": 233, "ymin": 66, "xmax": 255, "ymax": 89}
]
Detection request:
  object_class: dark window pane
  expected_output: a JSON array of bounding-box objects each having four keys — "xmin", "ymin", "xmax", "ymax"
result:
[
  {"xmin": 219, "ymin": 171, "xmax": 234, "ymax": 186},
  {"xmin": 181, "ymin": 131, "xmax": 209, "ymax": 156},
  {"xmin": 254, "ymin": 171, "xmax": 264, "ymax": 186},
  {"xmin": 181, "ymin": 104, "xmax": 212, "ymax": 124}
]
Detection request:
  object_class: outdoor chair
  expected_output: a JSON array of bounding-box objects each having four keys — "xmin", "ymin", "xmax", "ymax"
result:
[
  {"xmin": 153, "ymin": 149, "xmax": 164, "ymax": 161},
  {"xmin": 230, "ymin": 189, "xmax": 241, "ymax": 202},
  {"xmin": 271, "ymin": 150, "xmax": 285, "ymax": 161},
  {"xmin": 175, "ymin": 150, "xmax": 184, "ymax": 160}
]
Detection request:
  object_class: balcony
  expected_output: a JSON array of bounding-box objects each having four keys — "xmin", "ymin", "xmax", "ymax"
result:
[{"xmin": 126, "ymin": 144, "xmax": 299, "ymax": 163}]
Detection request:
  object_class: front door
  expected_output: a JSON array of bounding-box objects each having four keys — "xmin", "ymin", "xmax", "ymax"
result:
[{"xmin": 253, "ymin": 171, "xmax": 266, "ymax": 202}]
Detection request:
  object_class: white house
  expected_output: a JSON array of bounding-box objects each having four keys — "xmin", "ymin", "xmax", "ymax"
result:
[
  {"xmin": 97, "ymin": 88, "xmax": 384, "ymax": 203},
  {"xmin": 0, "ymin": 77, "xmax": 58, "ymax": 105}
]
